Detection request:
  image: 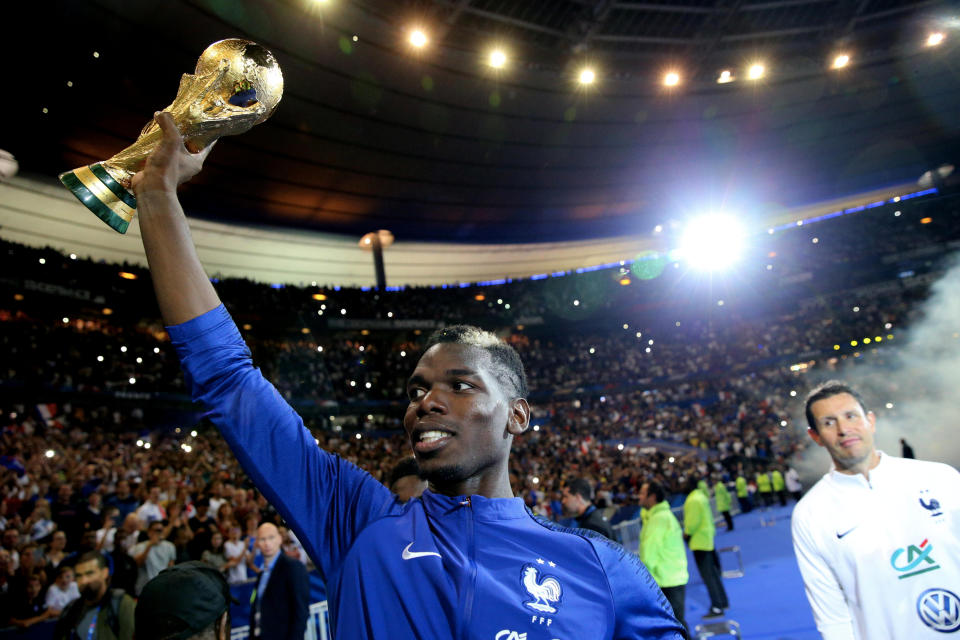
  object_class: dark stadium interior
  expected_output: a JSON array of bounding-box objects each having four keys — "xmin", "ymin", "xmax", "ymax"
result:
[
  {"xmin": 7, "ymin": 0, "xmax": 960, "ymax": 240},
  {"xmin": 3, "ymin": 1, "xmax": 960, "ymax": 639}
]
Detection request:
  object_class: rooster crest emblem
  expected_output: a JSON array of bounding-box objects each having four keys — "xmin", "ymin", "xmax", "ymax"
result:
[{"xmin": 521, "ymin": 564, "xmax": 563, "ymax": 614}]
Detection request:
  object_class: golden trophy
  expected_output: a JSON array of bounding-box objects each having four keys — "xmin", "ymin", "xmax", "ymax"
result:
[{"xmin": 59, "ymin": 39, "xmax": 284, "ymax": 233}]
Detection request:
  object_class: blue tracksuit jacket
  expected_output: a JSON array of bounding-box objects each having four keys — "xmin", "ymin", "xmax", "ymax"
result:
[{"xmin": 168, "ymin": 305, "xmax": 683, "ymax": 640}]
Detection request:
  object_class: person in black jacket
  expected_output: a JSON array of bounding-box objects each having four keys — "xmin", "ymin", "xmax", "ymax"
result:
[
  {"xmin": 53, "ymin": 551, "xmax": 135, "ymax": 640},
  {"xmin": 251, "ymin": 523, "xmax": 309, "ymax": 640},
  {"xmin": 561, "ymin": 478, "xmax": 615, "ymax": 540}
]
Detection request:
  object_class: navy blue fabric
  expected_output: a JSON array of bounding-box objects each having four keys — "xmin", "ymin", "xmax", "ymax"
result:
[{"xmin": 168, "ymin": 305, "xmax": 683, "ymax": 640}]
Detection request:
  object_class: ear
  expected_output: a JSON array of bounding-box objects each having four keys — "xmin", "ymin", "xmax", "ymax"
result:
[
  {"xmin": 217, "ymin": 611, "xmax": 230, "ymax": 640},
  {"xmin": 807, "ymin": 427, "xmax": 824, "ymax": 447},
  {"xmin": 507, "ymin": 398, "xmax": 531, "ymax": 436},
  {"xmin": 866, "ymin": 410, "xmax": 877, "ymax": 432}
]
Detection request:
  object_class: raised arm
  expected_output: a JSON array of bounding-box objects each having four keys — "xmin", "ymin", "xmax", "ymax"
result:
[
  {"xmin": 130, "ymin": 111, "xmax": 220, "ymax": 326},
  {"xmin": 132, "ymin": 112, "xmax": 396, "ymax": 582}
]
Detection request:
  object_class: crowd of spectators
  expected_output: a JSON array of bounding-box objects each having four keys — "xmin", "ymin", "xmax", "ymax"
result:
[{"xmin": 0, "ymin": 189, "xmax": 957, "ymax": 630}]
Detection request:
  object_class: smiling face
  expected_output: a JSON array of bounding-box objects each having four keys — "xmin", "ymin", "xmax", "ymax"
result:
[
  {"xmin": 807, "ymin": 392, "xmax": 879, "ymax": 474},
  {"xmin": 403, "ymin": 343, "xmax": 529, "ymax": 497}
]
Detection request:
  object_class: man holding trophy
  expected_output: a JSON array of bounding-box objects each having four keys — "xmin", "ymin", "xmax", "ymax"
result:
[{"xmin": 85, "ymin": 39, "xmax": 683, "ymax": 640}]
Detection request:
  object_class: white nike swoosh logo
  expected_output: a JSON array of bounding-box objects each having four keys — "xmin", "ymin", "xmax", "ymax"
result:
[{"xmin": 402, "ymin": 542, "xmax": 441, "ymax": 560}]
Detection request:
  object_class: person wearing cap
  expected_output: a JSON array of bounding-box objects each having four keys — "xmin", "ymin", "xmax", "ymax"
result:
[
  {"xmin": 135, "ymin": 561, "xmax": 235, "ymax": 640},
  {"xmin": 53, "ymin": 551, "xmax": 135, "ymax": 640},
  {"xmin": 250, "ymin": 523, "xmax": 308, "ymax": 640}
]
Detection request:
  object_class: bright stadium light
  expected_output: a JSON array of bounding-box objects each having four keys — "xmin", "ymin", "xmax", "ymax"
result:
[
  {"xmin": 832, "ymin": 54, "xmax": 850, "ymax": 69},
  {"xmin": 747, "ymin": 63, "xmax": 765, "ymax": 80},
  {"xmin": 488, "ymin": 49, "xmax": 507, "ymax": 69},
  {"xmin": 678, "ymin": 214, "xmax": 747, "ymax": 271},
  {"xmin": 409, "ymin": 29, "xmax": 428, "ymax": 48},
  {"xmin": 578, "ymin": 68, "xmax": 596, "ymax": 85}
]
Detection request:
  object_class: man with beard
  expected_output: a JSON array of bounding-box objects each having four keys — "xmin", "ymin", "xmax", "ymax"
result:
[
  {"xmin": 53, "ymin": 551, "xmax": 134, "ymax": 640},
  {"xmin": 130, "ymin": 111, "xmax": 682, "ymax": 640},
  {"xmin": 793, "ymin": 381, "xmax": 960, "ymax": 639}
]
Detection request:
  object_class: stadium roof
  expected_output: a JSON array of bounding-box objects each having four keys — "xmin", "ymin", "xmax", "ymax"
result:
[{"xmin": 6, "ymin": 0, "xmax": 960, "ymax": 244}]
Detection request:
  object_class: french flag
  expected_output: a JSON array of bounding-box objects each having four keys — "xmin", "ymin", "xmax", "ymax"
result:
[{"xmin": 36, "ymin": 404, "xmax": 64, "ymax": 430}]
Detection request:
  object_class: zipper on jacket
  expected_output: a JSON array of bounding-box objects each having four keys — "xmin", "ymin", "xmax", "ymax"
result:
[{"xmin": 457, "ymin": 497, "xmax": 477, "ymax": 639}]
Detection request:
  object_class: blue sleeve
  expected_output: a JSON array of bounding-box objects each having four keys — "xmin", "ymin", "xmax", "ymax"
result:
[
  {"xmin": 166, "ymin": 305, "xmax": 395, "ymax": 583},
  {"xmin": 589, "ymin": 539, "xmax": 685, "ymax": 640}
]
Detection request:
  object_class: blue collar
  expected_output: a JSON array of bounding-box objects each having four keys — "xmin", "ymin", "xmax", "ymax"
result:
[{"xmin": 420, "ymin": 491, "xmax": 528, "ymax": 521}]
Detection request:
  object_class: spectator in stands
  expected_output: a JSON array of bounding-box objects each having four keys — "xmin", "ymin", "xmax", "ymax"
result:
[
  {"xmin": 387, "ymin": 457, "xmax": 427, "ymax": 502},
  {"xmin": 1, "ymin": 528, "xmax": 19, "ymax": 571},
  {"xmin": 561, "ymin": 478, "xmax": 615, "ymax": 539},
  {"xmin": 188, "ymin": 497, "xmax": 217, "ymax": 560},
  {"xmin": 25, "ymin": 499, "xmax": 56, "ymax": 542},
  {"xmin": 13, "ymin": 544, "xmax": 46, "ymax": 593},
  {"xmin": 207, "ymin": 482, "xmax": 226, "ymax": 518},
  {"xmin": 54, "ymin": 551, "xmax": 135, "ymax": 640},
  {"xmin": 200, "ymin": 531, "xmax": 227, "ymax": 572},
  {"xmin": 222, "ymin": 525, "xmax": 249, "ymax": 585},
  {"xmin": 135, "ymin": 562, "xmax": 233, "ymax": 640},
  {"xmin": 215, "ymin": 502, "xmax": 235, "ymax": 537},
  {"xmin": 132, "ymin": 521, "xmax": 176, "ymax": 594},
  {"xmin": 45, "ymin": 564, "xmax": 80, "ymax": 614},
  {"xmin": 134, "ymin": 486, "xmax": 166, "ymax": 525},
  {"xmin": 95, "ymin": 507, "xmax": 120, "ymax": 553},
  {"xmin": 9, "ymin": 571, "xmax": 51, "ymax": 628},
  {"xmin": 683, "ymin": 479, "xmax": 728, "ymax": 619},
  {"xmin": 81, "ymin": 493, "xmax": 105, "ymax": 534},
  {"xmin": 115, "ymin": 514, "xmax": 141, "ymax": 556},
  {"xmin": 45, "ymin": 530, "xmax": 69, "ymax": 569},
  {"xmin": 51, "ymin": 485, "xmax": 82, "ymax": 551},
  {"xmin": 105, "ymin": 481, "xmax": 139, "ymax": 521},
  {"xmin": 639, "ymin": 481, "xmax": 689, "ymax": 635},
  {"xmin": 0, "ymin": 548, "xmax": 13, "ymax": 625}
]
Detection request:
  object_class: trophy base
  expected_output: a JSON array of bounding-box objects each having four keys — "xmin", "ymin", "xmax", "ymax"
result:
[{"xmin": 59, "ymin": 163, "xmax": 136, "ymax": 234}]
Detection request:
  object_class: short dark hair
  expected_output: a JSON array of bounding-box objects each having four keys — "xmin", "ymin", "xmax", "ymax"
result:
[
  {"xmin": 565, "ymin": 478, "xmax": 593, "ymax": 502},
  {"xmin": 804, "ymin": 380, "xmax": 868, "ymax": 432},
  {"xmin": 644, "ymin": 481, "xmax": 666, "ymax": 504},
  {"xmin": 388, "ymin": 457, "xmax": 421, "ymax": 487},
  {"xmin": 76, "ymin": 550, "xmax": 109, "ymax": 570},
  {"xmin": 424, "ymin": 325, "xmax": 528, "ymax": 397}
]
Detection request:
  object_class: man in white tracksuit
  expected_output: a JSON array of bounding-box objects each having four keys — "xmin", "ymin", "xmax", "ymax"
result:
[{"xmin": 792, "ymin": 380, "xmax": 960, "ymax": 639}]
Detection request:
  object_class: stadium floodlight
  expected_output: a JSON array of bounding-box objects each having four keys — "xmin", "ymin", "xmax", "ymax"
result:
[
  {"xmin": 678, "ymin": 214, "xmax": 747, "ymax": 271},
  {"xmin": 409, "ymin": 29, "xmax": 428, "ymax": 48},
  {"xmin": 488, "ymin": 49, "xmax": 507, "ymax": 69}
]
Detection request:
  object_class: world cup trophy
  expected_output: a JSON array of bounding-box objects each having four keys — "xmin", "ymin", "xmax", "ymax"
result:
[{"xmin": 59, "ymin": 39, "xmax": 284, "ymax": 234}]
